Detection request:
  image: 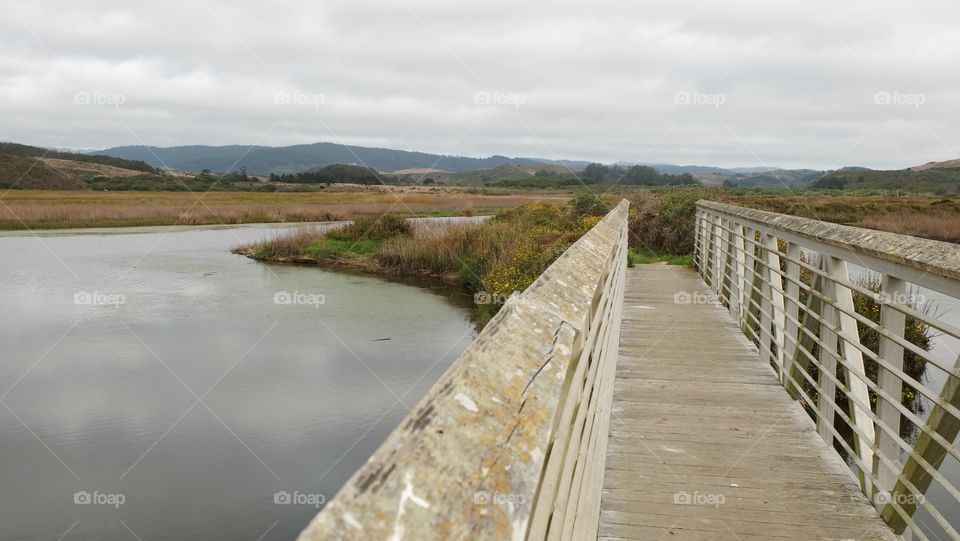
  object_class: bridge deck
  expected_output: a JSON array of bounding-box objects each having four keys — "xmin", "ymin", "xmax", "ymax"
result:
[{"xmin": 598, "ymin": 265, "xmax": 896, "ymax": 541}]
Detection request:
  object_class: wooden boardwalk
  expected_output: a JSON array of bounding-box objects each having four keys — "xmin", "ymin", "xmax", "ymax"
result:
[{"xmin": 598, "ymin": 265, "xmax": 897, "ymax": 541}]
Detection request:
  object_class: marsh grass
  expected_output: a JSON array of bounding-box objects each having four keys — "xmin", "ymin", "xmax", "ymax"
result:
[
  {"xmin": 0, "ymin": 190, "xmax": 564, "ymax": 230},
  {"xmin": 241, "ymin": 200, "xmax": 607, "ymax": 315},
  {"xmin": 854, "ymin": 212, "xmax": 960, "ymax": 243}
]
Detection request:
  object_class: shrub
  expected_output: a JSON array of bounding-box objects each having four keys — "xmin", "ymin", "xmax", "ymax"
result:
[
  {"xmin": 628, "ymin": 186, "xmax": 726, "ymax": 255},
  {"xmin": 568, "ymin": 193, "xmax": 610, "ymax": 217},
  {"xmin": 326, "ymin": 214, "xmax": 411, "ymax": 242}
]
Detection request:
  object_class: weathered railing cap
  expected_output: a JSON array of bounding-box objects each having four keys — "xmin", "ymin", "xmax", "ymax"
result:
[{"xmin": 697, "ymin": 200, "xmax": 960, "ymax": 282}]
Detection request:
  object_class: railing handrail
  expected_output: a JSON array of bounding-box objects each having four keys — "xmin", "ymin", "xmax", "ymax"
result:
[
  {"xmin": 695, "ymin": 200, "xmax": 960, "ymax": 541},
  {"xmin": 297, "ymin": 200, "xmax": 629, "ymax": 541},
  {"xmin": 698, "ymin": 200, "xmax": 960, "ymax": 294}
]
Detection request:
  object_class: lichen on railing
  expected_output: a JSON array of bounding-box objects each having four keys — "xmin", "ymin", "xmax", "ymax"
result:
[{"xmin": 297, "ymin": 200, "xmax": 629, "ymax": 541}]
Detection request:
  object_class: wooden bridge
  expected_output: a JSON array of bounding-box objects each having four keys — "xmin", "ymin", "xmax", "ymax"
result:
[{"xmin": 297, "ymin": 200, "xmax": 960, "ymax": 540}]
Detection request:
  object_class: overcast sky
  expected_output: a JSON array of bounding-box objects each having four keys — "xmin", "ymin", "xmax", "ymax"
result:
[{"xmin": 1, "ymin": 0, "xmax": 958, "ymax": 169}]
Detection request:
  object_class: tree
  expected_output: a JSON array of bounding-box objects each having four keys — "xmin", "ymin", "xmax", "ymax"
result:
[
  {"xmin": 624, "ymin": 165, "xmax": 660, "ymax": 185},
  {"xmin": 582, "ymin": 163, "xmax": 608, "ymax": 183}
]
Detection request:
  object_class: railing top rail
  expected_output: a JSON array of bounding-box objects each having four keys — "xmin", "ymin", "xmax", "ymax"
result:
[{"xmin": 697, "ymin": 200, "xmax": 960, "ymax": 283}]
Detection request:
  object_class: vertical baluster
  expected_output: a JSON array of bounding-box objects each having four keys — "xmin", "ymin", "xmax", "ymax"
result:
[
  {"xmin": 781, "ymin": 243, "xmax": 802, "ymax": 387},
  {"xmin": 764, "ymin": 234, "xmax": 787, "ymax": 376},
  {"xmin": 881, "ymin": 355, "xmax": 960, "ymax": 534},
  {"xmin": 875, "ymin": 275, "xmax": 906, "ymax": 502},
  {"xmin": 719, "ymin": 218, "xmax": 733, "ymax": 307},
  {"xmin": 825, "ymin": 257, "xmax": 876, "ymax": 493},
  {"xmin": 735, "ymin": 224, "xmax": 747, "ymax": 327},
  {"xmin": 757, "ymin": 232, "xmax": 774, "ymax": 369},
  {"xmin": 786, "ymin": 259, "xmax": 823, "ymax": 401},
  {"xmin": 712, "ymin": 215, "xmax": 723, "ymax": 293},
  {"xmin": 700, "ymin": 213, "xmax": 713, "ymax": 285},
  {"xmin": 694, "ymin": 211, "xmax": 704, "ymax": 274},
  {"xmin": 743, "ymin": 228, "xmax": 762, "ymax": 340},
  {"xmin": 817, "ymin": 257, "xmax": 839, "ymax": 445},
  {"xmin": 725, "ymin": 221, "xmax": 740, "ymax": 318}
]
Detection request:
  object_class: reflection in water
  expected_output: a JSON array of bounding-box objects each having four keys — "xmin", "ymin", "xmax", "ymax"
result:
[{"xmin": 0, "ymin": 223, "xmax": 476, "ymax": 541}]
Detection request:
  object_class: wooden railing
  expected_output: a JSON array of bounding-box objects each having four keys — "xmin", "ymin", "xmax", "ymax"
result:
[
  {"xmin": 297, "ymin": 200, "xmax": 629, "ymax": 540},
  {"xmin": 695, "ymin": 200, "xmax": 960, "ymax": 540}
]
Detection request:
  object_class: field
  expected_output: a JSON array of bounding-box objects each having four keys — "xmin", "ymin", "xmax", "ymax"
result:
[
  {"xmin": 627, "ymin": 188, "xmax": 960, "ymax": 255},
  {"xmin": 735, "ymin": 194, "xmax": 960, "ymax": 243},
  {"xmin": 0, "ymin": 189, "xmax": 566, "ymax": 230},
  {"xmin": 3, "ymin": 187, "xmax": 959, "ymax": 247}
]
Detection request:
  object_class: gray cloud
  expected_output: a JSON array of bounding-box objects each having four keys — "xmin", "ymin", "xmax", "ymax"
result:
[{"xmin": 1, "ymin": 0, "xmax": 958, "ymax": 169}]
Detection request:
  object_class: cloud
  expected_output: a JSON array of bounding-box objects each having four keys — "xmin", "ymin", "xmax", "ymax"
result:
[{"xmin": 0, "ymin": 0, "xmax": 958, "ymax": 168}]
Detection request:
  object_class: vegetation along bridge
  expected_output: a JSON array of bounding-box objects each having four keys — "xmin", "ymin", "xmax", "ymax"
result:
[{"xmin": 298, "ymin": 200, "xmax": 960, "ymax": 540}]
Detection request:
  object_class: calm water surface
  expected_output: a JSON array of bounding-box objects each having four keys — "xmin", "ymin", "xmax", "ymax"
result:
[{"xmin": 0, "ymin": 222, "xmax": 476, "ymax": 540}]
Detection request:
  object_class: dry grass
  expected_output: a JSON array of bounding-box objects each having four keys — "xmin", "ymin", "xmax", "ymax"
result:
[
  {"xmin": 0, "ymin": 189, "xmax": 565, "ymax": 229},
  {"xmin": 242, "ymin": 202, "xmax": 602, "ymax": 299},
  {"xmin": 377, "ymin": 221, "xmax": 518, "ymax": 280},
  {"xmin": 853, "ymin": 212, "xmax": 960, "ymax": 243},
  {"xmin": 245, "ymin": 225, "xmax": 340, "ymax": 259}
]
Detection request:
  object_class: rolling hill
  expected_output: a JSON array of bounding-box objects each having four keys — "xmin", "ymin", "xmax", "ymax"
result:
[
  {"xmin": 92, "ymin": 142, "xmax": 591, "ymax": 175},
  {"xmin": 912, "ymin": 159, "xmax": 960, "ymax": 171},
  {"xmin": 811, "ymin": 167, "xmax": 960, "ymax": 194},
  {"xmin": 0, "ymin": 154, "xmax": 150, "ymax": 189},
  {"xmin": 0, "ymin": 142, "xmax": 156, "ymax": 173}
]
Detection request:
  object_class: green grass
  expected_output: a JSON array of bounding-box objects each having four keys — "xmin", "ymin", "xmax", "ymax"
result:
[
  {"xmin": 303, "ymin": 238, "xmax": 380, "ymax": 259},
  {"xmin": 628, "ymin": 247, "xmax": 694, "ymax": 266}
]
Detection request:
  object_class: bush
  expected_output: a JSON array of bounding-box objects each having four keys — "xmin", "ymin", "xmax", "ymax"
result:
[
  {"xmin": 628, "ymin": 186, "xmax": 726, "ymax": 255},
  {"xmin": 568, "ymin": 193, "xmax": 610, "ymax": 217},
  {"xmin": 242, "ymin": 202, "xmax": 612, "ymax": 321},
  {"xmin": 327, "ymin": 214, "xmax": 411, "ymax": 242}
]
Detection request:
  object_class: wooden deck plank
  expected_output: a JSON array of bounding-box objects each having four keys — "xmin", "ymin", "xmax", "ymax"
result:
[{"xmin": 598, "ymin": 265, "xmax": 896, "ymax": 540}]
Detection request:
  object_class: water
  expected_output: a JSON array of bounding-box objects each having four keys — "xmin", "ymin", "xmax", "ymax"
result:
[{"xmin": 0, "ymin": 222, "xmax": 476, "ymax": 540}]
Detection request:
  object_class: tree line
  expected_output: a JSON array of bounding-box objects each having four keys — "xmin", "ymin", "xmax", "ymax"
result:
[
  {"xmin": 269, "ymin": 164, "xmax": 383, "ymax": 184},
  {"xmin": 581, "ymin": 163, "xmax": 697, "ymax": 185}
]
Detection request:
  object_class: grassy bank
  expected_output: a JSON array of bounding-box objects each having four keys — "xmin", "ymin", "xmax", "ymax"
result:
[
  {"xmin": 0, "ymin": 189, "xmax": 566, "ymax": 230},
  {"xmin": 237, "ymin": 195, "xmax": 614, "ymax": 319}
]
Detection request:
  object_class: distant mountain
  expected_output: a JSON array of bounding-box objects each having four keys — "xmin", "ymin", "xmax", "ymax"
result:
[
  {"xmin": 725, "ymin": 169, "xmax": 825, "ymax": 188},
  {"xmin": 613, "ymin": 163, "xmax": 734, "ymax": 176},
  {"xmin": 728, "ymin": 166, "xmax": 781, "ymax": 174},
  {"xmin": 386, "ymin": 163, "xmax": 578, "ymax": 184},
  {"xmin": 92, "ymin": 142, "xmax": 591, "ymax": 175}
]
